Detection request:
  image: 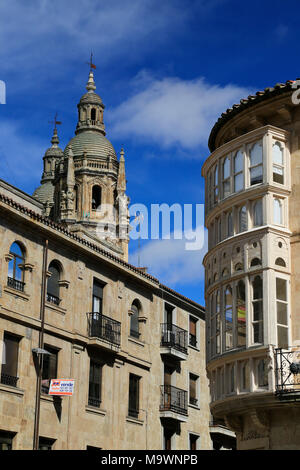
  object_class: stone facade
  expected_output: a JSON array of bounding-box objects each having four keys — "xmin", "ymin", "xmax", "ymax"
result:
[
  {"xmin": 0, "ymin": 71, "xmax": 212, "ymax": 450},
  {"xmin": 202, "ymin": 79, "xmax": 300, "ymax": 450}
]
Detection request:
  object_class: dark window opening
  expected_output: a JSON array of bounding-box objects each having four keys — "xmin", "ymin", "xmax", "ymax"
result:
[
  {"xmin": 130, "ymin": 301, "xmax": 140, "ymax": 339},
  {"xmin": 189, "ymin": 373, "xmax": 198, "ymax": 406},
  {"xmin": 92, "ymin": 186, "xmax": 101, "ymax": 210},
  {"xmin": 189, "ymin": 434, "xmax": 199, "ymax": 451},
  {"xmin": 41, "ymin": 346, "xmax": 58, "ymax": 394},
  {"xmin": 92, "ymin": 279, "xmax": 104, "ymax": 314},
  {"xmin": 88, "ymin": 360, "xmax": 102, "ymax": 408},
  {"xmin": 128, "ymin": 374, "xmax": 140, "ymax": 418},
  {"xmin": 189, "ymin": 316, "xmax": 198, "ymax": 347},
  {"xmin": 47, "ymin": 262, "xmax": 61, "ymax": 305},
  {"xmin": 38, "ymin": 437, "xmax": 55, "ymax": 450},
  {"xmin": 0, "ymin": 431, "xmax": 15, "ymax": 450},
  {"xmin": 250, "ymin": 257, "xmax": 261, "ymax": 267},
  {"xmin": 1, "ymin": 333, "xmax": 19, "ymax": 387},
  {"xmin": 91, "ymin": 108, "xmax": 96, "ymax": 121}
]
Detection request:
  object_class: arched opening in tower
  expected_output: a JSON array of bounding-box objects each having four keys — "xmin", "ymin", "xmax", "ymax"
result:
[
  {"xmin": 91, "ymin": 108, "xmax": 96, "ymax": 122},
  {"xmin": 92, "ymin": 185, "xmax": 101, "ymax": 211}
]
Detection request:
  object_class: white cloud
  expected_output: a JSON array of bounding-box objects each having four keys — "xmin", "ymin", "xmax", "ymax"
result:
[
  {"xmin": 108, "ymin": 72, "xmax": 252, "ymax": 150},
  {"xmin": 129, "ymin": 227, "xmax": 208, "ymax": 286}
]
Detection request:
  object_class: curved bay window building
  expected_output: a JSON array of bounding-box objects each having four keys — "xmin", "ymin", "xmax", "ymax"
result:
[{"xmin": 202, "ymin": 79, "xmax": 300, "ymax": 450}]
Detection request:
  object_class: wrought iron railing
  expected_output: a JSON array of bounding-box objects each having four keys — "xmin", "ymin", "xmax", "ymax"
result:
[
  {"xmin": 160, "ymin": 385, "xmax": 188, "ymax": 416},
  {"xmin": 88, "ymin": 396, "xmax": 101, "ymax": 408},
  {"xmin": 160, "ymin": 324, "xmax": 188, "ymax": 354},
  {"xmin": 1, "ymin": 373, "xmax": 19, "ymax": 387},
  {"xmin": 7, "ymin": 277, "xmax": 25, "ymax": 292},
  {"xmin": 275, "ymin": 348, "xmax": 300, "ymax": 398},
  {"xmin": 88, "ymin": 313, "xmax": 121, "ymax": 347},
  {"xmin": 46, "ymin": 293, "xmax": 60, "ymax": 306},
  {"xmin": 189, "ymin": 396, "xmax": 198, "ymax": 407}
]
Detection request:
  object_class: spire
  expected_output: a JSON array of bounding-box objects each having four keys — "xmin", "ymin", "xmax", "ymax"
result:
[
  {"xmin": 117, "ymin": 147, "xmax": 126, "ymax": 192},
  {"xmin": 51, "ymin": 127, "xmax": 59, "ymax": 147},
  {"xmin": 86, "ymin": 70, "xmax": 96, "ymax": 93}
]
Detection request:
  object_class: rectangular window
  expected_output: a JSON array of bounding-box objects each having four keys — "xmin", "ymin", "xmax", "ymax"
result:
[
  {"xmin": 93, "ymin": 279, "xmax": 104, "ymax": 314},
  {"xmin": 88, "ymin": 359, "xmax": 102, "ymax": 408},
  {"xmin": 252, "ymin": 276, "xmax": 263, "ymax": 344},
  {"xmin": 234, "ymin": 149, "xmax": 244, "ymax": 192},
  {"xmin": 213, "ymin": 164, "xmax": 219, "ymax": 204},
  {"xmin": 0, "ymin": 431, "xmax": 15, "ymax": 450},
  {"xmin": 189, "ymin": 373, "xmax": 199, "ymax": 407},
  {"xmin": 1, "ymin": 333, "xmax": 19, "ymax": 387},
  {"xmin": 128, "ymin": 374, "xmax": 140, "ymax": 418},
  {"xmin": 189, "ymin": 433, "xmax": 199, "ymax": 450},
  {"xmin": 222, "ymin": 156, "xmax": 231, "ymax": 199},
  {"xmin": 276, "ymin": 278, "xmax": 288, "ymax": 348},
  {"xmin": 39, "ymin": 437, "xmax": 55, "ymax": 450},
  {"xmin": 272, "ymin": 141, "xmax": 284, "ymax": 184},
  {"xmin": 249, "ymin": 142, "xmax": 263, "ymax": 185},
  {"xmin": 41, "ymin": 346, "xmax": 58, "ymax": 394},
  {"xmin": 189, "ymin": 316, "xmax": 198, "ymax": 347}
]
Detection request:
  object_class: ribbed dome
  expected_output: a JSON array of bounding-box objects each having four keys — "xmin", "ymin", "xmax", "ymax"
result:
[
  {"xmin": 44, "ymin": 146, "xmax": 64, "ymax": 158},
  {"xmin": 65, "ymin": 130, "xmax": 117, "ymax": 159},
  {"xmin": 33, "ymin": 181, "xmax": 54, "ymax": 204},
  {"xmin": 79, "ymin": 92, "xmax": 104, "ymax": 106}
]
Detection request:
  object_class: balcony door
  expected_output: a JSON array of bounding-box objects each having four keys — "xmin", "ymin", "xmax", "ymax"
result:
[{"xmin": 91, "ymin": 280, "xmax": 104, "ymax": 337}]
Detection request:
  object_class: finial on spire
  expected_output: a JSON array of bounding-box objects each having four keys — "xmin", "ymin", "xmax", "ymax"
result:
[
  {"xmin": 85, "ymin": 52, "xmax": 97, "ymax": 93},
  {"xmin": 86, "ymin": 52, "xmax": 96, "ymax": 72},
  {"xmin": 48, "ymin": 112, "xmax": 62, "ymax": 147}
]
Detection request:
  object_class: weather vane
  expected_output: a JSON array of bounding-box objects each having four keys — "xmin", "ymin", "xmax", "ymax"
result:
[
  {"xmin": 86, "ymin": 52, "xmax": 96, "ymax": 71},
  {"xmin": 49, "ymin": 112, "xmax": 62, "ymax": 130}
]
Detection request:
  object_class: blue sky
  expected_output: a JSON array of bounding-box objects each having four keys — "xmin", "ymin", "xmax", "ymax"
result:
[{"xmin": 0, "ymin": 0, "xmax": 298, "ymax": 306}]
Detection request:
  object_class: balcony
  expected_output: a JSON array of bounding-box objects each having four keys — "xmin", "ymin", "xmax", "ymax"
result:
[
  {"xmin": 1, "ymin": 373, "xmax": 19, "ymax": 388},
  {"xmin": 275, "ymin": 348, "xmax": 300, "ymax": 400},
  {"xmin": 7, "ymin": 277, "xmax": 25, "ymax": 293},
  {"xmin": 88, "ymin": 312, "xmax": 121, "ymax": 352},
  {"xmin": 160, "ymin": 324, "xmax": 188, "ymax": 360},
  {"xmin": 159, "ymin": 385, "xmax": 188, "ymax": 422},
  {"xmin": 46, "ymin": 293, "xmax": 60, "ymax": 306}
]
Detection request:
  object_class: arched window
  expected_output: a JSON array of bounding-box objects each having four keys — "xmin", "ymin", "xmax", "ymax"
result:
[
  {"xmin": 47, "ymin": 261, "xmax": 61, "ymax": 305},
  {"xmin": 225, "ymin": 286, "xmax": 233, "ymax": 351},
  {"xmin": 130, "ymin": 300, "xmax": 140, "ymax": 339},
  {"xmin": 257, "ymin": 359, "xmax": 268, "ymax": 388},
  {"xmin": 91, "ymin": 108, "xmax": 96, "ymax": 121},
  {"xmin": 252, "ymin": 276, "xmax": 263, "ymax": 344},
  {"xmin": 275, "ymin": 257, "xmax": 286, "ymax": 267},
  {"xmin": 250, "ymin": 257, "xmax": 262, "ymax": 267},
  {"xmin": 222, "ymin": 268, "xmax": 229, "ymax": 278},
  {"xmin": 272, "ymin": 141, "xmax": 284, "ymax": 184},
  {"xmin": 216, "ymin": 290, "xmax": 221, "ymax": 355},
  {"xmin": 74, "ymin": 185, "xmax": 79, "ymax": 212},
  {"xmin": 234, "ymin": 263, "xmax": 243, "ymax": 272},
  {"xmin": 234, "ymin": 149, "xmax": 244, "ymax": 192},
  {"xmin": 249, "ymin": 142, "xmax": 263, "ymax": 185},
  {"xmin": 8, "ymin": 242, "xmax": 25, "ymax": 291},
  {"xmin": 92, "ymin": 185, "xmax": 101, "ymax": 211},
  {"xmin": 236, "ymin": 280, "xmax": 246, "ymax": 347},
  {"xmin": 239, "ymin": 206, "xmax": 247, "ymax": 233},
  {"xmin": 274, "ymin": 198, "xmax": 283, "ymax": 225},
  {"xmin": 222, "ymin": 156, "xmax": 231, "ymax": 198},
  {"xmin": 253, "ymin": 199, "xmax": 263, "ymax": 227}
]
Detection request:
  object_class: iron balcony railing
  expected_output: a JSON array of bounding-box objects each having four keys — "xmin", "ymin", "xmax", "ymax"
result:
[
  {"xmin": 275, "ymin": 348, "xmax": 300, "ymax": 399},
  {"xmin": 1, "ymin": 373, "xmax": 19, "ymax": 388},
  {"xmin": 160, "ymin": 385, "xmax": 188, "ymax": 416},
  {"xmin": 88, "ymin": 396, "xmax": 101, "ymax": 408},
  {"xmin": 160, "ymin": 324, "xmax": 188, "ymax": 354},
  {"xmin": 46, "ymin": 293, "xmax": 60, "ymax": 306},
  {"xmin": 7, "ymin": 277, "xmax": 25, "ymax": 293},
  {"xmin": 88, "ymin": 312, "xmax": 121, "ymax": 347}
]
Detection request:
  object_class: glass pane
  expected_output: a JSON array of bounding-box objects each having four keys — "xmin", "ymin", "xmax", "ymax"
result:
[
  {"xmin": 9, "ymin": 242, "xmax": 23, "ymax": 257},
  {"xmin": 273, "ymin": 142, "xmax": 283, "ymax": 165},
  {"xmin": 8, "ymin": 260, "xmax": 14, "ymax": 278},
  {"xmin": 237, "ymin": 281, "xmax": 246, "ymax": 347},
  {"xmin": 277, "ymin": 326, "xmax": 288, "ymax": 348},
  {"xmin": 250, "ymin": 165, "xmax": 263, "ymax": 185},
  {"xmin": 130, "ymin": 304, "xmax": 139, "ymax": 336},
  {"xmin": 253, "ymin": 300, "xmax": 263, "ymax": 321},
  {"xmin": 276, "ymin": 278, "xmax": 287, "ymax": 301},
  {"xmin": 277, "ymin": 301, "xmax": 288, "ymax": 325},
  {"xmin": 227, "ymin": 212, "xmax": 233, "ymax": 237},
  {"xmin": 257, "ymin": 359, "xmax": 268, "ymax": 387},
  {"xmin": 273, "ymin": 169, "xmax": 284, "ymax": 184},
  {"xmin": 239, "ymin": 206, "xmax": 247, "ymax": 232},
  {"xmin": 47, "ymin": 265, "xmax": 60, "ymax": 297},
  {"xmin": 273, "ymin": 199, "xmax": 282, "ymax": 225},
  {"xmin": 253, "ymin": 276, "xmax": 263, "ymax": 299},
  {"xmin": 254, "ymin": 200, "xmax": 263, "ymax": 227},
  {"xmin": 250, "ymin": 142, "xmax": 263, "ymax": 165},
  {"xmin": 234, "ymin": 173, "xmax": 243, "ymax": 192},
  {"xmin": 234, "ymin": 150, "xmax": 243, "ymax": 173},
  {"xmin": 223, "ymin": 157, "xmax": 230, "ymax": 179},
  {"xmin": 253, "ymin": 322, "xmax": 263, "ymax": 343},
  {"xmin": 223, "ymin": 180, "xmax": 230, "ymax": 198},
  {"xmin": 1, "ymin": 335, "xmax": 19, "ymax": 377}
]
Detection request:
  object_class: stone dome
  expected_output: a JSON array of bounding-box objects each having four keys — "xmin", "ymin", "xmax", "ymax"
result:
[
  {"xmin": 79, "ymin": 92, "xmax": 104, "ymax": 106},
  {"xmin": 65, "ymin": 130, "xmax": 117, "ymax": 159}
]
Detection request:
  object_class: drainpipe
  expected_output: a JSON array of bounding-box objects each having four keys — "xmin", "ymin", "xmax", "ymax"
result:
[{"xmin": 33, "ymin": 239, "xmax": 48, "ymax": 450}]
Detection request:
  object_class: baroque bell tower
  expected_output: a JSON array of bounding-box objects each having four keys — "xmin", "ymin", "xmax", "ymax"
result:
[{"xmin": 34, "ymin": 67, "xmax": 130, "ymax": 262}]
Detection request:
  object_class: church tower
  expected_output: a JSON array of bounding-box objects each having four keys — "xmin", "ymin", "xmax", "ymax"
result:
[{"xmin": 33, "ymin": 69, "xmax": 130, "ymax": 262}]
